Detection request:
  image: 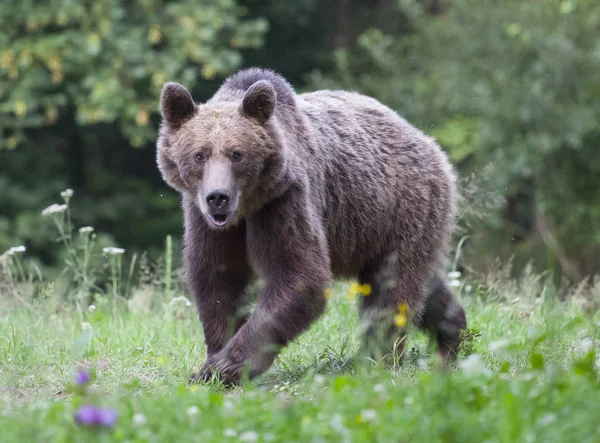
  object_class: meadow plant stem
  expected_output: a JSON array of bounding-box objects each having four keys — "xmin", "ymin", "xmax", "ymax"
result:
[
  {"xmin": 125, "ymin": 253, "xmax": 138, "ymax": 299},
  {"xmin": 165, "ymin": 235, "xmax": 172, "ymax": 299},
  {"xmin": 451, "ymin": 235, "xmax": 470, "ymax": 273},
  {"xmin": 111, "ymin": 256, "xmax": 119, "ymax": 312}
]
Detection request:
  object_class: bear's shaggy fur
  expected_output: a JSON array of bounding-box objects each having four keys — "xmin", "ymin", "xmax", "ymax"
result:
[{"xmin": 156, "ymin": 68, "xmax": 467, "ymax": 384}]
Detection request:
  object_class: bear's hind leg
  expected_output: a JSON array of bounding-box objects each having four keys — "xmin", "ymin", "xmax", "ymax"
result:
[
  {"xmin": 358, "ymin": 253, "xmax": 427, "ymax": 367},
  {"xmin": 416, "ymin": 275, "xmax": 467, "ymax": 363}
]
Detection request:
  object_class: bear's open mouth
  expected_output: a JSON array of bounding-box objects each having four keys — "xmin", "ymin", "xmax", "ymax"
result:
[{"xmin": 207, "ymin": 212, "xmax": 233, "ymax": 227}]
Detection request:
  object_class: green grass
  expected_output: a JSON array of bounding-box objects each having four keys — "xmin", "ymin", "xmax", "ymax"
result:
[{"xmin": 1, "ymin": 278, "xmax": 599, "ymax": 442}]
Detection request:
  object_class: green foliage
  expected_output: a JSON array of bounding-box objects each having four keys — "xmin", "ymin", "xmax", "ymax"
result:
[
  {"xmin": 0, "ymin": 0, "xmax": 267, "ymax": 148},
  {"xmin": 0, "ymin": 0, "xmax": 268, "ymax": 271}
]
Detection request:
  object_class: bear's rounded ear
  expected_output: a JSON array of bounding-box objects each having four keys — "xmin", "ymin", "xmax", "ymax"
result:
[
  {"xmin": 242, "ymin": 80, "xmax": 276, "ymax": 123},
  {"xmin": 160, "ymin": 82, "xmax": 197, "ymax": 128}
]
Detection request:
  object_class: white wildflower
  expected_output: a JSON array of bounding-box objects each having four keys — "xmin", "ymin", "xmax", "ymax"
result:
[
  {"xmin": 170, "ymin": 296, "xmax": 192, "ymax": 307},
  {"xmin": 465, "ymin": 284, "xmax": 473, "ymax": 293},
  {"xmin": 186, "ymin": 406, "xmax": 200, "ymax": 418},
  {"xmin": 42, "ymin": 204, "xmax": 67, "ymax": 216},
  {"xmin": 373, "ymin": 383, "xmax": 385, "ymax": 393},
  {"xmin": 458, "ymin": 354, "xmax": 491, "ymax": 377},
  {"xmin": 3, "ymin": 245, "xmax": 27, "ymax": 257},
  {"xmin": 103, "ymin": 247, "xmax": 125, "ymax": 255},
  {"xmin": 239, "ymin": 431, "xmax": 259, "ymax": 442},
  {"xmin": 88, "ymin": 305, "xmax": 96, "ymax": 313},
  {"xmin": 538, "ymin": 413, "xmax": 557, "ymax": 426},
  {"xmin": 223, "ymin": 429, "xmax": 238, "ymax": 438},
  {"xmin": 132, "ymin": 413, "xmax": 147, "ymax": 426},
  {"xmin": 447, "ymin": 271, "xmax": 462, "ymax": 280},
  {"xmin": 448, "ymin": 279, "xmax": 462, "ymax": 288},
  {"xmin": 79, "ymin": 226, "xmax": 94, "ymax": 234},
  {"xmin": 222, "ymin": 399, "xmax": 234, "ymax": 410},
  {"xmin": 489, "ymin": 338, "xmax": 510, "ymax": 353},
  {"xmin": 360, "ymin": 409, "xmax": 378, "ymax": 423},
  {"xmin": 60, "ymin": 189, "xmax": 74, "ymax": 198},
  {"xmin": 81, "ymin": 322, "xmax": 92, "ymax": 331},
  {"xmin": 577, "ymin": 337, "xmax": 594, "ymax": 354},
  {"xmin": 314, "ymin": 374, "xmax": 325, "ymax": 386}
]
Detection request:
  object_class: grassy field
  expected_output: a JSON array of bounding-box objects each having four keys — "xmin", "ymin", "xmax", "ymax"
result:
[{"xmin": 1, "ymin": 272, "xmax": 600, "ymax": 442}]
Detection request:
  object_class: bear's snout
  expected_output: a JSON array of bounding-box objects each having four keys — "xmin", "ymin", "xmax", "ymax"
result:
[{"xmin": 206, "ymin": 189, "xmax": 231, "ymax": 210}]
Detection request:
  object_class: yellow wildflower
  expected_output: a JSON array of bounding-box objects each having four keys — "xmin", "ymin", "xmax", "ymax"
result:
[{"xmin": 394, "ymin": 303, "xmax": 409, "ymax": 328}]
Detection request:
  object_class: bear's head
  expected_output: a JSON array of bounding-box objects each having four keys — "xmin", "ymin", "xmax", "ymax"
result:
[{"xmin": 156, "ymin": 80, "xmax": 284, "ymax": 229}]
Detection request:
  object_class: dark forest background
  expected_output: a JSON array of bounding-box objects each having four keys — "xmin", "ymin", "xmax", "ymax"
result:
[{"xmin": 1, "ymin": 0, "xmax": 599, "ymax": 286}]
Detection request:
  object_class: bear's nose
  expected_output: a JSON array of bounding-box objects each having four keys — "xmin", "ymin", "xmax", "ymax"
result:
[{"xmin": 206, "ymin": 190, "xmax": 231, "ymax": 210}]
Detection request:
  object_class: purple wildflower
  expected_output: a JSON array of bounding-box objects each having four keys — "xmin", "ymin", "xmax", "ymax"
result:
[
  {"xmin": 75, "ymin": 405, "xmax": 119, "ymax": 428},
  {"xmin": 75, "ymin": 369, "xmax": 90, "ymax": 386}
]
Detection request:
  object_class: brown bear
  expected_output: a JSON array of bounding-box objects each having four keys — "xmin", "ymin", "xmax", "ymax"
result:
[{"xmin": 156, "ymin": 68, "xmax": 467, "ymax": 385}]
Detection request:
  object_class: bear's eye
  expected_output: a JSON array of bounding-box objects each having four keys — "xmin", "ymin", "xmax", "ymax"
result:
[
  {"xmin": 194, "ymin": 153, "xmax": 205, "ymax": 163},
  {"xmin": 231, "ymin": 151, "xmax": 243, "ymax": 163}
]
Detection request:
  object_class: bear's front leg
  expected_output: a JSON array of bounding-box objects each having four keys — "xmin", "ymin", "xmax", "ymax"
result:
[
  {"xmin": 181, "ymin": 199, "xmax": 253, "ymax": 382},
  {"xmin": 203, "ymin": 189, "xmax": 331, "ymax": 385}
]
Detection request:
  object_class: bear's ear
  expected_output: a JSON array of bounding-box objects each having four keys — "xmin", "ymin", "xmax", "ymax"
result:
[
  {"xmin": 160, "ymin": 82, "xmax": 197, "ymax": 128},
  {"xmin": 242, "ymin": 80, "xmax": 276, "ymax": 123}
]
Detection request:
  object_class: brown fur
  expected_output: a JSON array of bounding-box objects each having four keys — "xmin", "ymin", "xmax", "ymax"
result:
[{"xmin": 156, "ymin": 68, "xmax": 467, "ymax": 384}]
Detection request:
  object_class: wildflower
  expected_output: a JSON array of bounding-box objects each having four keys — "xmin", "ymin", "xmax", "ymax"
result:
[
  {"xmin": 314, "ymin": 374, "xmax": 325, "ymax": 386},
  {"xmin": 187, "ymin": 406, "xmax": 200, "ymax": 419},
  {"xmin": 75, "ymin": 405, "xmax": 119, "ymax": 427},
  {"xmin": 489, "ymin": 338, "xmax": 510, "ymax": 353},
  {"xmin": 465, "ymin": 285, "xmax": 473, "ymax": 293},
  {"xmin": 348, "ymin": 282, "xmax": 372, "ymax": 297},
  {"xmin": 75, "ymin": 369, "xmax": 90, "ymax": 386},
  {"xmin": 79, "ymin": 226, "xmax": 94, "ymax": 234},
  {"xmin": 538, "ymin": 413, "xmax": 557, "ymax": 426},
  {"xmin": 102, "ymin": 247, "xmax": 125, "ymax": 255},
  {"xmin": 61, "ymin": 189, "xmax": 74, "ymax": 198},
  {"xmin": 133, "ymin": 413, "xmax": 147, "ymax": 426},
  {"xmin": 239, "ymin": 430, "xmax": 259, "ymax": 442},
  {"xmin": 88, "ymin": 305, "xmax": 96, "ymax": 312},
  {"xmin": 81, "ymin": 322, "xmax": 92, "ymax": 331},
  {"xmin": 448, "ymin": 271, "xmax": 462, "ymax": 279},
  {"xmin": 170, "ymin": 296, "xmax": 192, "ymax": 307},
  {"xmin": 394, "ymin": 303, "xmax": 409, "ymax": 328},
  {"xmin": 577, "ymin": 337, "xmax": 594, "ymax": 354},
  {"xmin": 42, "ymin": 203, "xmax": 67, "ymax": 216},
  {"xmin": 448, "ymin": 279, "xmax": 461, "ymax": 288},
  {"xmin": 458, "ymin": 354, "xmax": 491, "ymax": 377},
  {"xmin": 156, "ymin": 356, "xmax": 165, "ymax": 365},
  {"xmin": 359, "ymin": 409, "xmax": 378, "ymax": 423},
  {"xmin": 373, "ymin": 383, "xmax": 385, "ymax": 393},
  {"xmin": 223, "ymin": 429, "xmax": 238, "ymax": 437},
  {"xmin": 8, "ymin": 246, "xmax": 26, "ymax": 254}
]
